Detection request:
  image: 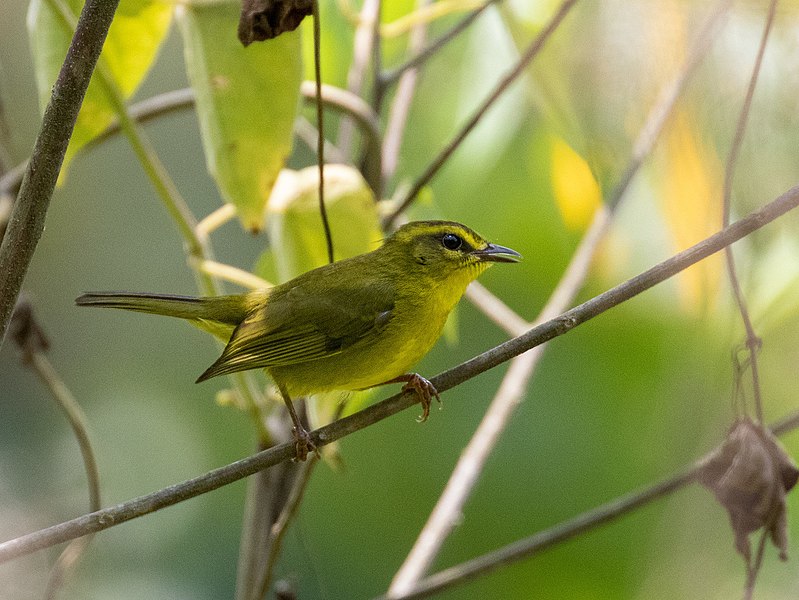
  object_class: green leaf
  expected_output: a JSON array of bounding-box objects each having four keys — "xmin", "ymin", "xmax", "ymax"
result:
[
  {"xmin": 177, "ymin": 2, "xmax": 302, "ymax": 233},
  {"xmin": 27, "ymin": 0, "xmax": 172, "ymax": 174},
  {"xmin": 264, "ymin": 164, "xmax": 380, "ymax": 282}
]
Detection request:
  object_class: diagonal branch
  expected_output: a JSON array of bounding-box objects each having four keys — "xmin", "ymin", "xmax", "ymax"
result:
[
  {"xmin": 382, "ymin": 0, "xmax": 579, "ymax": 228},
  {"xmin": 373, "ymin": 408, "xmax": 799, "ymax": 600},
  {"xmin": 0, "ymin": 182, "xmax": 797, "ymax": 563},
  {"xmin": 387, "ymin": 2, "xmax": 730, "ymax": 591},
  {"xmin": 0, "ymin": 0, "xmax": 120, "ymax": 346},
  {"xmin": 379, "ymin": 0, "xmax": 500, "ymax": 88}
]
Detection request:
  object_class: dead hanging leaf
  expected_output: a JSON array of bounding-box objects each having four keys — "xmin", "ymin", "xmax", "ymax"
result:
[
  {"xmin": 698, "ymin": 418, "xmax": 799, "ymax": 562},
  {"xmin": 238, "ymin": 0, "xmax": 313, "ymax": 46}
]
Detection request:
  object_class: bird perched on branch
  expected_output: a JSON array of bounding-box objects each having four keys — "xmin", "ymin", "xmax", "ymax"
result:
[{"xmin": 76, "ymin": 220, "xmax": 521, "ymax": 460}]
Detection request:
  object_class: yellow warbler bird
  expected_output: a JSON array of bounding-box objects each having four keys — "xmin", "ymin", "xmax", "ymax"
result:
[{"xmin": 76, "ymin": 220, "xmax": 521, "ymax": 459}]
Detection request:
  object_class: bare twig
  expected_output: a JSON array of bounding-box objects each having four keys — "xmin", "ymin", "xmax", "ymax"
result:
[
  {"xmin": 0, "ymin": 0, "xmax": 120, "ymax": 346},
  {"xmin": 382, "ymin": 0, "xmax": 578, "ymax": 228},
  {"xmin": 722, "ymin": 0, "xmax": 778, "ymax": 426},
  {"xmin": 381, "ymin": 0, "xmax": 432, "ymax": 188},
  {"xmin": 338, "ymin": 0, "xmax": 380, "ymax": 155},
  {"xmin": 255, "ymin": 456, "xmax": 319, "ymax": 598},
  {"xmin": 1, "ymin": 82, "xmax": 380, "ymax": 201},
  {"xmin": 9, "ymin": 301, "xmax": 102, "ymax": 600},
  {"xmin": 379, "ymin": 0, "xmax": 500, "ymax": 88},
  {"xmin": 377, "ymin": 408, "xmax": 799, "ymax": 600},
  {"xmin": 465, "ymin": 281, "xmax": 528, "ymax": 337},
  {"xmin": 388, "ymin": 4, "xmax": 728, "ymax": 590},
  {"xmin": 235, "ymin": 432, "xmax": 302, "ymax": 600},
  {"xmin": 0, "ymin": 183, "xmax": 797, "ymax": 563}
]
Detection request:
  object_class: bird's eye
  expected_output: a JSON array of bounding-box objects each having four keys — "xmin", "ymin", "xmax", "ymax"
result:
[{"xmin": 442, "ymin": 233, "xmax": 463, "ymax": 250}]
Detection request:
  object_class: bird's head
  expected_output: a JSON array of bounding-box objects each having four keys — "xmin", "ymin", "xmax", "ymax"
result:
[{"xmin": 386, "ymin": 221, "xmax": 521, "ymax": 284}]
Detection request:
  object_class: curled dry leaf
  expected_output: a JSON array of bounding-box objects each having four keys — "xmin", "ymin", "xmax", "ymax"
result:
[
  {"xmin": 238, "ymin": 0, "xmax": 313, "ymax": 46},
  {"xmin": 698, "ymin": 418, "xmax": 799, "ymax": 562}
]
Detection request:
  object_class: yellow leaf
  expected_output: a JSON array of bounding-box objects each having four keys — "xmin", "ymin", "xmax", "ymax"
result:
[
  {"xmin": 658, "ymin": 110, "xmax": 723, "ymax": 313},
  {"xmin": 27, "ymin": 0, "xmax": 172, "ymax": 175},
  {"xmin": 550, "ymin": 136, "xmax": 602, "ymax": 230}
]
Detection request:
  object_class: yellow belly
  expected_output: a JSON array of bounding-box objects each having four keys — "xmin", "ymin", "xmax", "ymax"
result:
[{"xmin": 270, "ymin": 293, "xmax": 452, "ymax": 397}]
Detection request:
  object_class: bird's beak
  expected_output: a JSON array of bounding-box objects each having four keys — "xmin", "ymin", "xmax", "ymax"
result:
[{"xmin": 472, "ymin": 243, "xmax": 522, "ymax": 263}]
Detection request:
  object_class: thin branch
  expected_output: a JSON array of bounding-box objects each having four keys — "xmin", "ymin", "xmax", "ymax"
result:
[
  {"xmin": 465, "ymin": 281, "xmax": 528, "ymax": 337},
  {"xmin": 295, "ymin": 117, "xmax": 350, "ymax": 165},
  {"xmin": 382, "ymin": 0, "xmax": 578, "ymax": 228},
  {"xmin": 255, "ymin": 456, "xmax": 319, "ymax": 598},
  {"xmin": 380, "ymin": 470, "xmax": 698, "ymax": 600},
  {"xmin": 191, "ymin": 258, "xmax": 271, "ymax": 291},
  {"xmin": 1, "ymin": 82, "xmax": 380, "ymax": 200},
  {"xmin": 388, "ymin": 351, "xmax": 538, "ymax": 596},
  {"xmin": 388, "ymin": 3, "xmax": 728, "ymax": 588},
  {"xmin": 743, "ymin": 528, "xmax": 770, "ymax": 600},
  {"xmin": 34, "ymin": 350, "xmax": 102, "ymax": 600},
  {"xmin": 378, "ymin": 408, "xmax": 799, "ymax": 600},
  {"xmin": 300, "ymin": 81, "xmax": 382, "ymax": 194},
  {"xmin": 722, "ymin": 0, "xmax": 778, "ymax": 425},
  {"xmin": 379, "ymin": 0, "xmax": 500, "ymax": 88},
  {"xmin": 299, "ymin": 83, "xmax": 382, "ymax": 150},
  {"xmin": 9, "ymin": 301, "xmax": 102, "ymax": 599},
  {"xmin": 0, "ymin": 0, "xmax": 120, "ymax": 346},
  {"xmin": 196, "ymin": 203, "xmax": 237, "ymax": 238},
  {"xmin": 381, "ymin": 0, "xmax": 432, "ymax": 188},
  {"xmin": 0, "ymin": 183, "xmax": 797, "ymax": 563},
  {"xmin": 235, "ymin": 433, "xmax": 301, "ymax": 600},
  {"xmin": 337, "ymin": 0, "xmax": 380, "ymax": 155}
]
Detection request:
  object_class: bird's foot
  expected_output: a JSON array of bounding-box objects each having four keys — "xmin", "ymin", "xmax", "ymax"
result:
[
  {"xmin": 291, "ymin": 426, "xmax": 316, "ymax": 462},
  {"xmin": 399, "ymin": 373, "xmax": 441, "ymax": 423}
]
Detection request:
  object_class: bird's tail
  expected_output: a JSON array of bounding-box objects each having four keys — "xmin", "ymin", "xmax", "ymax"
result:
[{"xmin": 75, "ymin": 291, "xmax": 250, "ymax": 327}]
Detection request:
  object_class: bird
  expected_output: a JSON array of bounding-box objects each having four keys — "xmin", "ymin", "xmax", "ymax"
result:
[{"xmin": 76, "ymin": 220, "xmax": 521, "ymax": 459}]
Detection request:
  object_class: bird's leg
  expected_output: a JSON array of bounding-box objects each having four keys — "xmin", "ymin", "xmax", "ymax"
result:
[
  {"xmin": 380, "ymin": 373, "xmax": 441, "ymax": 423},
  {"xmin": 277, "ymin": 384, "xmax": 315, "ymax": 461}
]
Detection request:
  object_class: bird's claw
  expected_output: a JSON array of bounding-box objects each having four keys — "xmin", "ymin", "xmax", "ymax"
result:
[
  {"xmin": 291, "ymin": 426, "xmax": 316, "ymax": 462},
  {"xmin": 401, "ymin": 374, "xmax": 441, "ymax": 423}
]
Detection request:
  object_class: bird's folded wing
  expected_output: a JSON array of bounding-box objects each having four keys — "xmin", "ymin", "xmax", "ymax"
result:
[{"xmin": 196, "ymin": 284, "xmax": 394, "ymax": 381}]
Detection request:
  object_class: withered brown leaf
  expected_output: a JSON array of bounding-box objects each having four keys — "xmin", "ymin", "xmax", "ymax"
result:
[
  {"xmin": 238, "ymin": 0, "xmax": 313, "ymax": 46},
  {"xmin": 698, "ymin": 418, "xmax": 798, "ymax": 562}
]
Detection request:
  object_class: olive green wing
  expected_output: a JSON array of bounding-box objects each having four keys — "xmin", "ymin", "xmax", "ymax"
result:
[{"xmin": 195, "ymin": 283, "xmax": 394, "ymax": 382}]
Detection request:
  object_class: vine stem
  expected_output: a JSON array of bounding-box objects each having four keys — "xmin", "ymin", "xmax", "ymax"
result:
[
  {"xmin": 1, "ymin": 181, "xmax": 798, "ymax": 563},
  {"xmin": 0, "ymin": 0, "xmax": 121, "ymax": 345},
  {"xmin": 721, "ymin": 0, "xmax": 778, "ymax": 426}
]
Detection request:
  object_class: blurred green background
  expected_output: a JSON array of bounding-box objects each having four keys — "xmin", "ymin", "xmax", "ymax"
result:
[{"xmin": 3, "ymin": 1, "xmax": 799, "ymax": 598}]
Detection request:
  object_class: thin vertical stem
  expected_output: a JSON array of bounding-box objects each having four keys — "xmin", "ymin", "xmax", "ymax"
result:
[
  {"xmin": 381, "ymin": 0, "xmax": 432, "ymax": 188},
  {"xmin": 313, "ymin": 0, "xmax": 334, "ymax": 263},
  {"xmin": 721, "ymin": 0, "xmax": 778, "ymax": 425}
]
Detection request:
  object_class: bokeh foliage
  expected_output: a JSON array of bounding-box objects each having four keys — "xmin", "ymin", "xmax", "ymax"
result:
[{"xmin": 2, "ymin": 0, "xmax": 799, "ymax": 598}]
